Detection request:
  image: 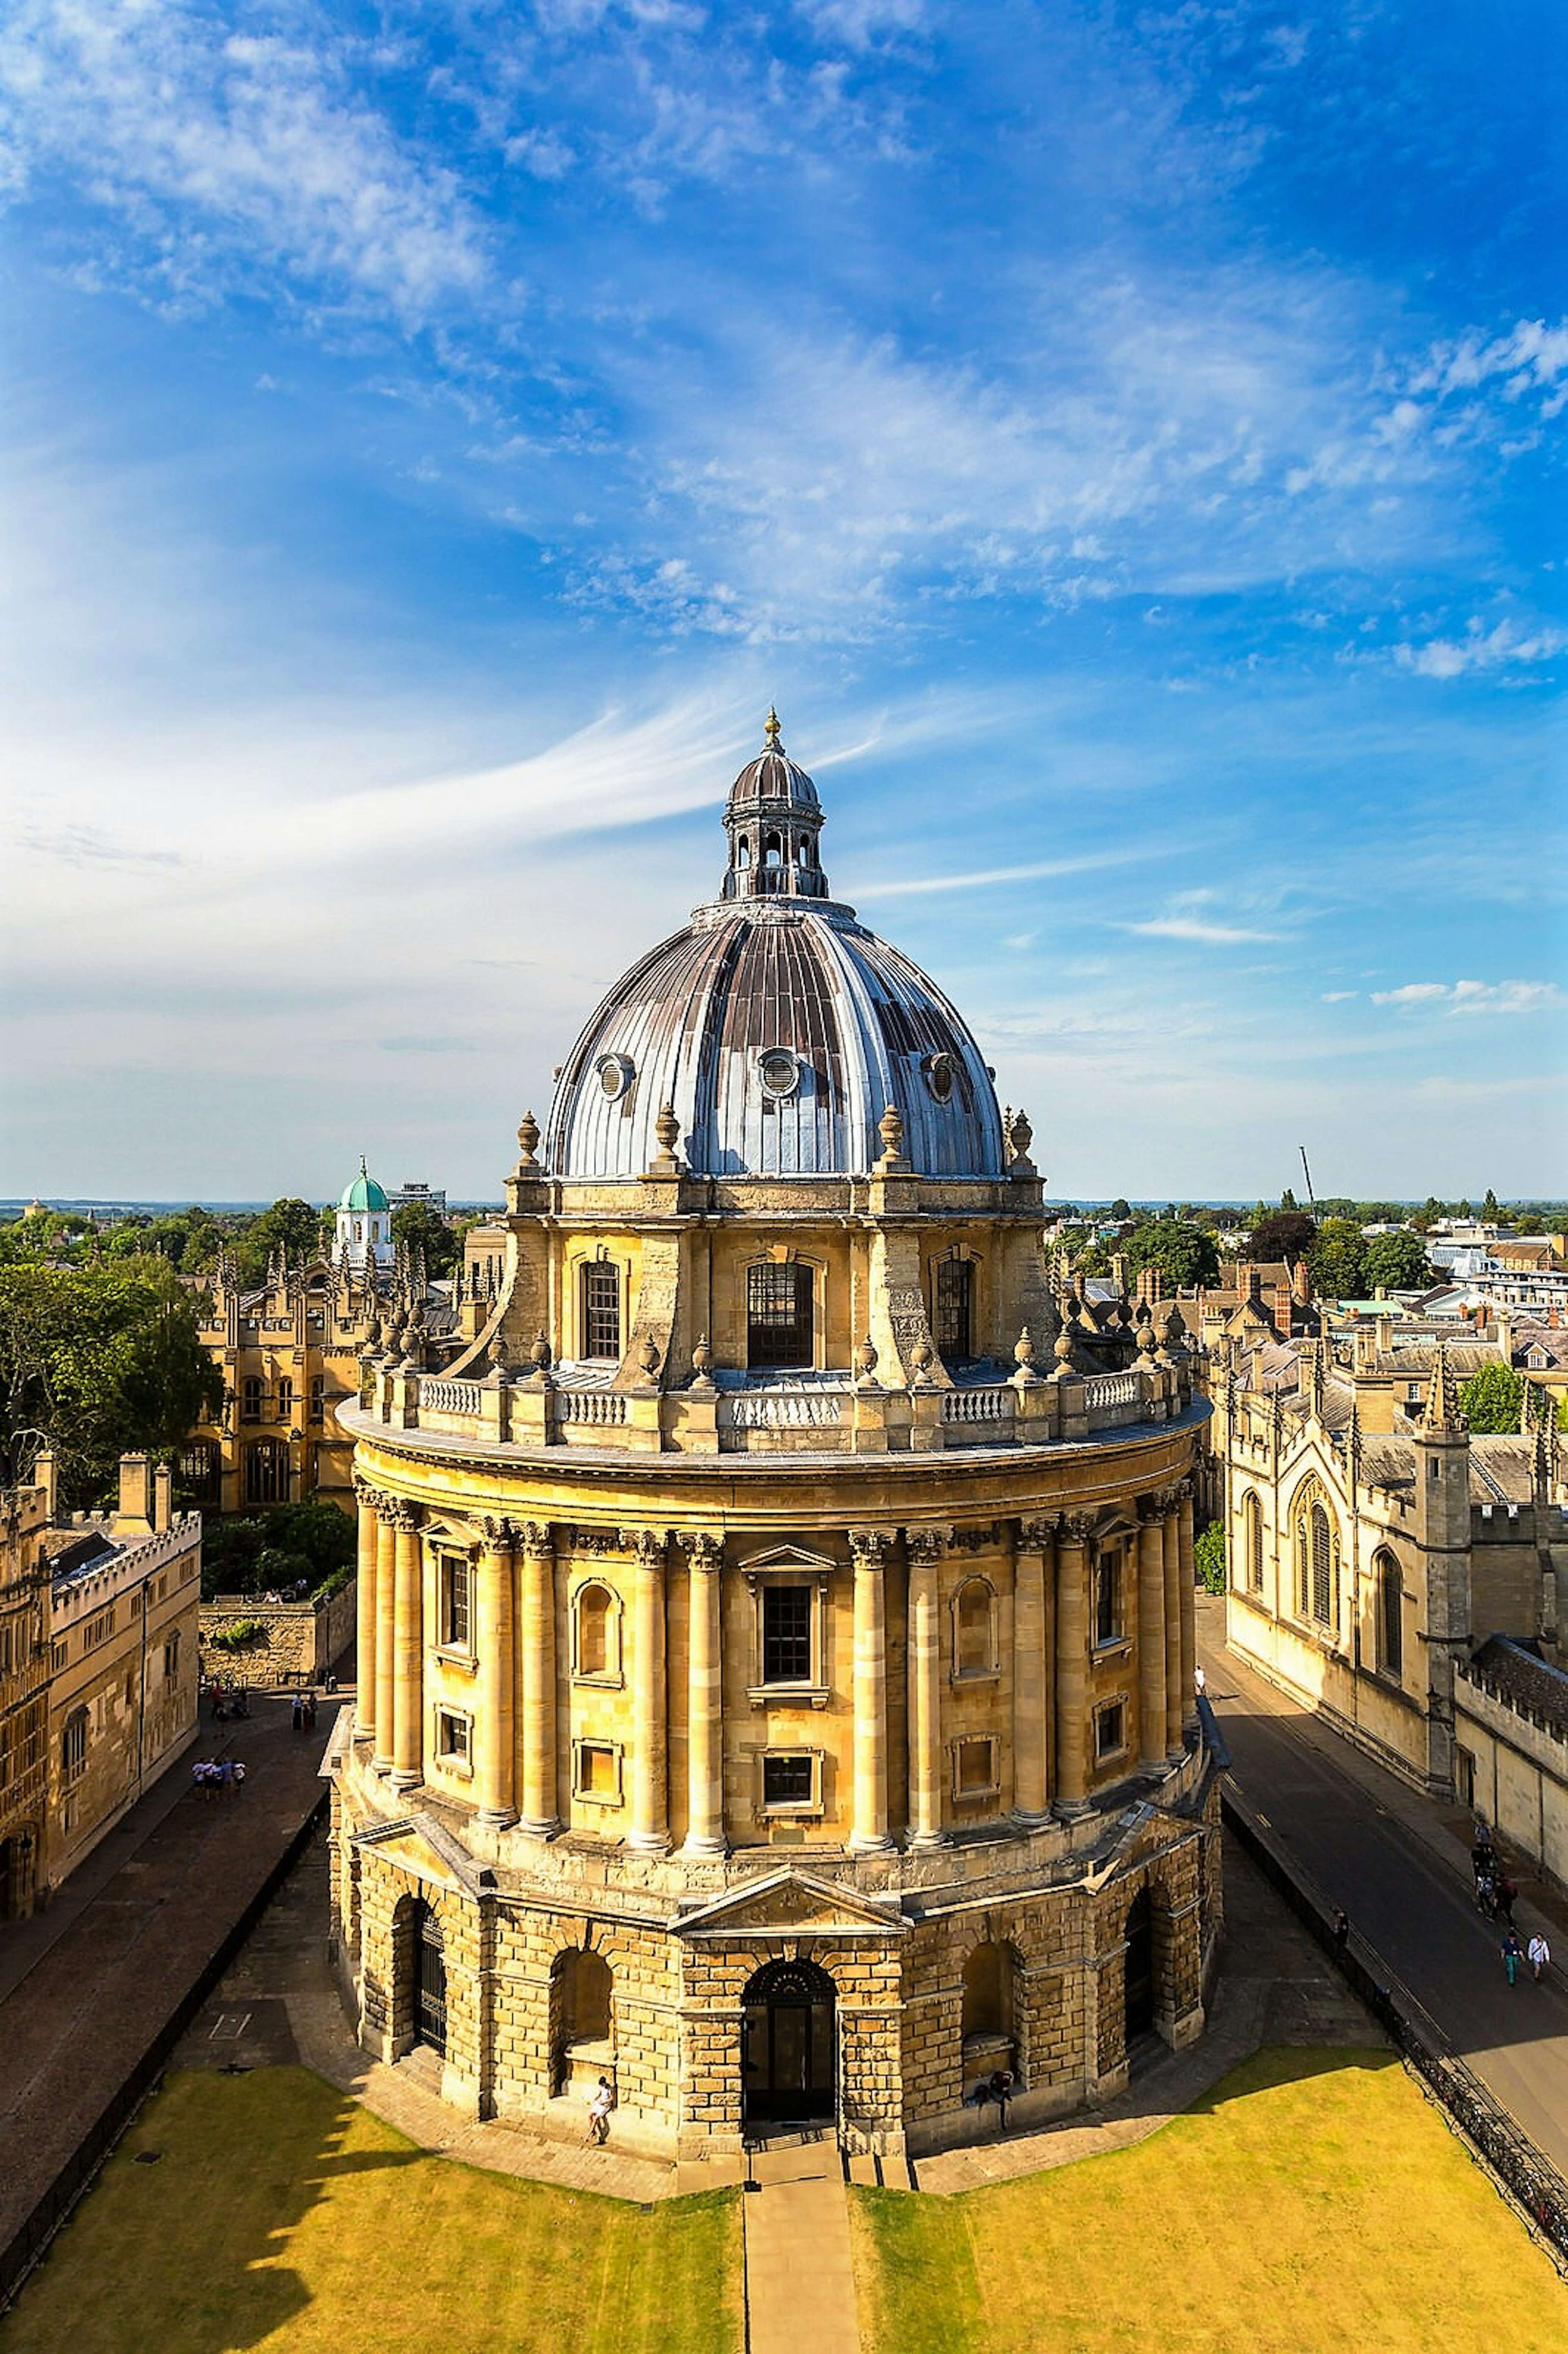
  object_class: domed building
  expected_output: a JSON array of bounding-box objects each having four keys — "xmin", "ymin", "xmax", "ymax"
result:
[
  {"xmin": 335, "ymin": 1158, "xmax": 394, "ymax": 1273},
  {"xmin": 327, "ymin": 716, "xmax": 1220, "ymax": 2161}
]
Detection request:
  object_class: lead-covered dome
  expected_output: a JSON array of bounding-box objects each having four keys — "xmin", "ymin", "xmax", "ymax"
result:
[{"xmin": 545, "ymin": 720, "xmax": 1005, "ymax": 1181}]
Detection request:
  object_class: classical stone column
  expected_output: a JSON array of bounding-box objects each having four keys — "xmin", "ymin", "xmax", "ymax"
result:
[
  {"xmin": 518, "ymin": 1521, "xmax": 559, "ymax": 1837},
  {"xmin": 372, "ymin": 1501, "xmax": 397, "ymax": 1774},
  {"xmin": 626, "ymin": 1529, "xmax": 669, "ymax": 1852},
  {"xmin": 1177, "ymin": 1482, "xmax": 1198, "ymax": 1733},
  {"xmin": 1013, "ymin": 1519, "xmax": 1052, "ymax": 1827},
  {"xmin": 389, "ymin": 1500, "xmax": 423, "ymax": 1791},
  {"xmin": 681, "ymin": 1534, "xmax": 726, "ymax": 1856},
  {"xmin": 476, "ymin": 1520, "xmax": 517, "ymax": 1828},
  {"xmin": 1054, "ymin": 1516, "xmax": 1091, "ymax": 1818},
  {"xmin": 905, "ymin": 1528, "xmax": 947, "ymax": 1848},
  {"xmin": 1137, "ymin": 1502, "xmax": 1168, "ymax": 1774},
  {"xmin": 1162, "ymin": 1494, "xmax": 1184, "ymax": 1762},
  {"xmin": 849, "ymin": 1529, "xmax": 895, "ymax": 1853},
  {"xmin": 352, "ymin": 1478, "xmax": 379, "ymax": 1745}
]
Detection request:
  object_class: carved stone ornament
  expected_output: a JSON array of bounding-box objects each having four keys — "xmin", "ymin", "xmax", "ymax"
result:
[
  {"xmin": 1006, "ymin": 1106, "xmax": 1033, "ymax": 1164},
  {"xmin": 1138, "ymin": 1494, "xmax": 1169, "ymax": 1527},
  {"xmin": 637, "ymin": 1335, "xmax": 662, "ymax": 1377},
  {"xmin": 655, "ymin": 1101, "xmax": 682, "ymax": 1155},
  {"xmin": 1060, "ymin": 1512, "xmax": 1096, "ymax": 1547},
  {"xmin": 910, "ymin": 1335, "xmax": 935, "ymax": 1384},
  {"xmin": 383, "ymin": 1498, "xmax": 421, "ymax": 1534},
  {"xmin": 684, "ymin": 1533, "xmax": 723, "ymax": 1574},
  {"xmin": 904, "ymin": 1525, "xmax": 951, "ymax": 1565},
  {"xmin": 855, "ymin": 1333, "xmax": 880, "ymax": 1381},
  {"xmin": 1137, "ymin": 1320, "xmax": 1159, "ymax": 1360},
  {"xmin": 623, "ymin": 1528, "xmax": 668, "ymax": 1568},
  {"xmin": 530, "ymin": 1329, "xmax": 553, "ymax": 1374},
  {"xmin": 689, "ymin": 1334, "xmax": 715, "ymax": 1390},
  {"xmin": 1013, "ymin": 1326, "xmax": 1037, "ymax": 1370},
  {"xmin": 480, "ymin": 1516, "xmax": 517, "ymax": 1552},
  {"xmin": 517, "ymin": 1518, "xmax": 555, "ymax": 1558},
  {"xmin": 849, "ymin": 1527, "xmax": 893, "ymax": 1570},
  {"xmin": 572, "ymin": 1528, "xmax": 622, "ymax": 1556},
  {"xmin": 1018, "ymin": 1516, "xmax": 1058, "ymax": 1551},
  {"xmin": 516, "ymin": 1109, "xmax": 541, "ymax": 1170},
  {"xmin": 950, "ymin": 1522, "xmax": 1000, "ymax": 1552},
  {"xmin": 878, "ymin": 1103, "xmax": 905, "ymax": 1163}
]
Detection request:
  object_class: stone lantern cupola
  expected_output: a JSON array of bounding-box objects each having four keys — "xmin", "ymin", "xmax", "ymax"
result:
[
  {"xmin": 336, "ymin": 1157, "xmax": 394, "ymax": 1274},
  {"xmin": 721, "ymin": 709, "xmax": 831, "ymax": 903}
]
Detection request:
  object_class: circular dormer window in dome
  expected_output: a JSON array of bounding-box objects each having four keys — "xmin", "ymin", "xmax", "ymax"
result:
[
  {"xmin": 596, "ymin": 1053, "xmax": 635, "ymax": 1101},
  {"xmin": 923, "ymin": 1052, "xmax": 956, "ymax": 1105},
  {"xmin": 758, "ymin": 1048, "xmax": 801, "ymax": 1099}
]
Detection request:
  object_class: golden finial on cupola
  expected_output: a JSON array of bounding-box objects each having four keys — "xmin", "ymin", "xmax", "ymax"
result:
[{"xmin": 764, "ymin": 705, "xmax": 782, "ymax": 746}]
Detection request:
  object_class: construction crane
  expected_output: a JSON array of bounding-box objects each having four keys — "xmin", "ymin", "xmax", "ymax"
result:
[{"xmin": 1298, "ymin": 1145, "xmax": 1317, "ymax": 1213}]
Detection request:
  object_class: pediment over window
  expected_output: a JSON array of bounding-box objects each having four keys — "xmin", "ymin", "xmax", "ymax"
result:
[
  {"xmin": 675, "ymin": 1867, "xmax": 906, "ymax": 1942},
  {"xmin": 738, "ymin": 1542, "xmax": 839, "ymax": 1578}
]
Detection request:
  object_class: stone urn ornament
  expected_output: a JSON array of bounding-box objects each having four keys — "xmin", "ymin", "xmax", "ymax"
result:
[
  {"xmin": 911, "ymin": 1334, "xmax": 935, "ymax": 1385},
  {"xmin": 516, "ymin": 1110, "xmax": 541, "ymax": 1171},
  {"xmin": 855, "ymin": 1333, "xmax": 880, "ymax": 1388},
  {"xmin": 689, "ymin": 1334, "xmax": 715, "ymax": 1392},
  {"xmin": 530, "ymin": 1329, "xmax": 553, "ymax": 1375},
  {"xmin": 638, "ymin": 1335, "xmax": 662, "ymax": 1378}
]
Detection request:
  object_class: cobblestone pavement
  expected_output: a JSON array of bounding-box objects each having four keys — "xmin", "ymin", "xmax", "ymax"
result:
[
  {"xmin": 1198, "ymin": 1595, "xmax": 1568, "ymax": 2176},
  {"xmin": 0, "ymin": 1685, "xmax": 339, "ymax": 2272}
]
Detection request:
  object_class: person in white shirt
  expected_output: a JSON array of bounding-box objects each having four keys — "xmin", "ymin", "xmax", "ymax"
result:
[
  {"xmin": 1528, "ymin": 1931, "xmax": 1551, "ymax": 1983},
  {"xmin": 586, "ymin": 2075, "xmax": 615, "ymax": 2144},
  {"xmin": 1194, "ymin": 1665, "xmax": 1207, "ymax": 1698}
]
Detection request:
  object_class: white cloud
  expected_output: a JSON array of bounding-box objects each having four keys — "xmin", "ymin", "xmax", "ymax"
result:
[
  {"xmin": 1320, "ymin": 989, "xmax": 1356, "ymax": 1002},
  {"xmin": 1395, "ymin": 617, "xmax": 1566, "ymax": 680},
  {"xmin": 1370, "ymin": 981, "xmax": 1564, "ymax": 1016}
]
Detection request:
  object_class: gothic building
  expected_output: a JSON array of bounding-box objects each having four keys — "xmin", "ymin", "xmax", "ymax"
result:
[{"xmin": 327, "ymin": 717, "xmax": 1220, "ymax": 2160}]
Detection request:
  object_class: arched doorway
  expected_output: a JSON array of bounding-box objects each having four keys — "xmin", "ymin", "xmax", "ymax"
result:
[
  {"xmin": 960, "ymin": 1939, "xmax": 1019, "ymax": 2092},
  {"xmin": 1123, "ymin": 1888, "xmax": 1155, "ymax": 2044},
  {"xmin": 741, "ymin": 1958, "xmax": 836, "ymax": 2129},
  {"xmin": 409, "ymin": 1899, "xmax": 447, "ymax": 2057},
  {"xmin": 551, "ymin": 1946, "xmax": 613, "ymax": 2098}
]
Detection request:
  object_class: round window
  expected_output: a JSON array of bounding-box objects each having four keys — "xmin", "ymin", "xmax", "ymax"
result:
[
  {"xmin": 596, "ymin": 1054, "xmax": 634, "ymax": 1100},
  {"xmin": 758, "ymin": 1048, "xmax": 800, "ymax": 1098},
  {"xmin": 924, "ymin": 1052, "xmax": 955, "ymax": 1105}
]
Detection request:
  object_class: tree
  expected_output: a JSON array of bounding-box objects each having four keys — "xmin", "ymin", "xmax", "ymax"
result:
[
  {"xmin": 1109, "ymin": 1198, "xmax": 1131, "ymax": 1222},
  {"xmin": 234, "ymin": 1197, "xmax": 322, "ymax": 1286},
  {"xmin": 1408, "ymin": 1196, "xmax": 1446, "ymax": 1235},
  {"xmin": 1482, "ymin": 1188, "xmax": 1501, "ymax": 1219},
  {"xmin": 1307, "ymin": 1218, "xmax": 1368, "ymax": 1304},
  {"xmin": 1281, "ymin": 1186, "xmax": 1298, "ymax": 1212},
  {"xmin": 1075, "ymin": 1242, "xmax": 1113, "ymax": 1279},
  {"xmin": 0, "ymin": 1261, "xmax": 223, "ymax": 1502},
  {"xmin": 1363, "ymin": 1231, "xmax": 1433, "ymax": 1293},
  {"xmin": 1457, "ymin": 1363, "xmax": 1524, "ymax": 1434},
  {"xmin": 391, "ymin": 1197, "xmax": 459, "ymax": 1279},
  {"xmin": 1194, "ymin": 1521, "xmax": 1226, "ymax": 1595},
  {"xmin": 1122, "ymin": 1219, "xmax": 1221, "ymax": 1291},
  {"xmin": 1248, "ymin": 1210, "xmax": 1318, "ymax": 1268},
  {"xmin": 200, "ymin": 1501, "xmax": 357, "ymax": 1602}
]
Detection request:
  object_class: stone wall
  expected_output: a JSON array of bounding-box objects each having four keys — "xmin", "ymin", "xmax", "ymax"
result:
[{"xmin": 199, "ymin": 1581, "xmax": 356, "ymax": 1685}]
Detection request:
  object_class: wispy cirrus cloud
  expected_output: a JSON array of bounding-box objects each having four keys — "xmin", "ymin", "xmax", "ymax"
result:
[
  {"xmin": 1370, "ymin": 980, "xmax": 1563, "ymax": 1016},
  {"xmin": 1395, "ymin": 617, "xmax": 1566, "ymax": 681},
  {"xmin": 1120, "ymin": 890, "xmax": 1287, "ymax": 946}
]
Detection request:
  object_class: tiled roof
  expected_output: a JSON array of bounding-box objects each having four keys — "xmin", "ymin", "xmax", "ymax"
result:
[{"xmin": 1466, "ymin": 1636, "xmax": 1568, "ymax": 1738}]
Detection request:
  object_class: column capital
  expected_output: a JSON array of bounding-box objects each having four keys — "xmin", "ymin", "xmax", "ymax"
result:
[
  {"xmin": 849, "ymin": 1527, "xmax": 895, "ymax": 1570},
  {"xmin": 479, "ymin": 1514, "xmax": 517, "ymax": 1553},
  {"xmin": 683, "ymin": 1531, "xmax": 724, "ymax": 1574},
  {"xmin": 1060, "ymin": 1511, "xmax": 1095, "ymax": 1547},
  {"xmin": 1017, "ymin": 1515, "xmax": 1058, "ymax": 1551},
  {"xmin": 1137, "ymin": 1494, "xmax": 1168, "ymax": 1529},
  {"xmin": 904, "ymin": 1525, "xmax": 952, "ymax": 1565},
  {"xmin": 517, "ymin": 1518, "xmax": 555, "ymax": 1559},
  {"xmin": 622, "ymin": 1527, "xmax": 668, "ymax": 1569},
  {"xmin": 383, "ymin": 1497, "xmax": 420, "ymax": 1534},
  {"xmin": 352, "ymin": 1473, "xmax": 384, "ymax": 1512}
]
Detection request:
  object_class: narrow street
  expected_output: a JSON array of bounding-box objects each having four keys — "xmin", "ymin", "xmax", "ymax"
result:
[{"xmin": 1199, "ymin": 1595, "xmax": 1568, "ymax": 2175}]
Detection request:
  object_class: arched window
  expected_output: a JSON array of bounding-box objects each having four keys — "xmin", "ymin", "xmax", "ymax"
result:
[
  {"xmin": 276, "ymin": 1376, "xmax": 294, "ymax": 1420},
  {"xmin": 551, "ymin": 1944, "xmax": 614, "ymax": 2093},
  {"xmin": 737, "ymin": 836, "xmax": 751, "ymax": 869},
  {"xmin": 763, "ymin": 831, "xmax": 783, "ymax": 866},
  {"xmin": 245, "ymin": 1438, "xmax": 288, "ymax": 1505},
  {"xmin": 582, "ymin": 1262, "xmax": 621, "ymax": 1360},
  {"xmin": 1242, "ymin": 1489, "xmax": 1263, "ymax": 1594},
  {"xmin": 1292, "ymin": 1488, "xmax": 1338, "ymax": 1630},
  {"xmin": 1376, "ymin": 1551, "xmax": 1403, "ymax": 1678},
  {"xmin": 961, "ymin": 1941, "xmax": 1016, "ymax": 2041},
  {"xmin": 746, "ymin": 1262, "xmax": 814, "ymax": 1368},
  {"xmin": 178, "ymin": 1440, "xmax": 221, "ymax": 1506},
  {"xmin": 953, "ymin": 1577, "xmax": 997, "ymax": 1677},
  {"xmin": 574, "ymin": 1582, "xmax": 621, "ymax": 1681},
  {"xmin": 241, "ymin": 1377, "xmax": 263, "ymax": 1423}
]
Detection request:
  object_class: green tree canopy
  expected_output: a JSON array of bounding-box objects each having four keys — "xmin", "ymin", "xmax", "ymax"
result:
[
  {"xmin": 234, "ymin": 1197, "xmax": 323, "ymax": 1286},
  {"xmin": 1363, "ymin": 1231, "xmax": 1433, "ymax": 1293},
  {"xmin": 1074, "ymin": 1242, "xmax": 1113, "ymax": 1279},
  {"xmin": 1109, "ymin": 1198, "xmax": 1131, "ymax": 1222},
  {"xmin": 1307, "ymin": 1218, "xmax": 1368, "ymax": 1303},
  {"xmin": 200, "ymin": 1501, "xmax": 357, "ymax": 1602},
  {"xmin": 1248, "ymin": 1210, "xmax": 1318, "ymax": 1268},
  {"xmin": 390, "ymin": 1197, "xmax": 459, "ymax": 1279},
  {"xmin": 1457, "ymin": 1362, "xmax": 1524, "ymax": 1433},
  {"xmin": 0, "ymin": 1261, "xmax": 223, "ymax": 1503},
  {"xmin": 1482, "ymin": 1188, "xmax": 1501, "ymax": 1219},
  {"xmin": 1122, "ymin": 1219, "xmax": 1221, "ymax": 1291}
]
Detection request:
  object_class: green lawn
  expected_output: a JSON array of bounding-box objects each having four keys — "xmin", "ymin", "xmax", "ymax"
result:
[
  {"xmin": 851, "ymin": 2048, "xmax": 1568, "ymax": 2354},
  {"xmin": 0, "ymin": 2069, "xmax": 740, "ymax": 2354}
]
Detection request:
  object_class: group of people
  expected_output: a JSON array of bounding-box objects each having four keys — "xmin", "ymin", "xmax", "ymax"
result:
[
  {"xmin": 1474, "ymin": 1822, "xmax": 1553, "ymax": 1987},
  {"xmin": 208, "ymin": 1682, "xmax": 249, "ymax": 1722},
  {"xmin": 290, "ymin": 1690, "xmax": 318, "ymax": 1732},
  {"xmin": 969, "ymin": 2067, "xmax": 1017, "ymax": 2132},
  {"xmin": 192, "ymin": 1757, "xmax": 246, "ymax": 1797}
]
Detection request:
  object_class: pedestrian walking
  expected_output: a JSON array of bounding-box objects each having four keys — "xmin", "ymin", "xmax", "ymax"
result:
[
  {"xmin": 291, "ymin": 1693, "xmax": 303, "ymax": 1733},
  {"xmin": 1194, "ymin": 1664, "xmax": 1207, "ymax": 1699},
  {"xmin": 1332, "ymin": 1908, "xmax": 1350, "ymax": 1958},
  {"xmin": 303, "ymin": 1691, "xmax": 317, "ymax": 1730},
  {"xmin": 1496, "ymin": 1877, "xmax": 1518, "ymax": 1929},
  {"xmin": 989, "ymin": 2069, "xmax": 1013, "ymax": 2133},
  {"xmin": 1502, "ymin": 1930, "xmax": 1524, "ymax": 1986},
  {"xmin": 1528, "ymin": 1931, "xmax": 1551, "ymax": 1984},
  {"xmin": 586, "ymin": 2076, "xmax": 615, "ymax": 2146}
]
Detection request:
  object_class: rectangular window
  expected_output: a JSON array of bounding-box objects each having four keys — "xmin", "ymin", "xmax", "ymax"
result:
[
  {"xmin": 62, "ymin": 1708, "xmax": 88, "ymax": 1782},
  {"xmin": 746, "ymin": 1262, "xmax": 814, "ymax": 1369},
  {"xmin": 762, "ymin": 1753, "xmax": 816, "ymax": 1811},
  {"xmin": 761, "ymin": 1586, "xmax": 812, "ymax": 1684},
  {"xmin": 1095, "ymin": 1701, "xmax": 1127, "ymax": 1760},
  {"xmin": 583, "ymin": 1262, "xmax": 621, "ymax": 1360},
  {"xmin": 241, "ymin": 1376, "xmax": 263, "ymax": 1422},
  {"xmin": 440, "ymin": 1557, "xmax": 472, "ymax": 1652},
  {"xmin": 934, "ymin": 1257, "xmax": 973, "ymax": 1361},
  {"xmin": 163, "ymin": 1631, "xmax": 180, "ymax": 1681},
  {"xmin": 81, "ymin": 1607, "xmax": 116, "ymax": 1654},
  {"xmin": 52, "ymin": 1637, "xmax": 68, "ymax": 1673},
  {"xmin": 1095, "ymin": 1552, "xmax": 1123, "ymax": 1646},
  {"xmin": 309, "ymin": 1375, "xmax": 325, "ymax": 1423},
  {"xmin": 436, "ymin": 1710, "xmax": 471, "ymax": 1770},
  {"xmin": 276, "ymin": 1376, "xmax": 294, "ymax": 1419},
  {"xmin": 573, "ymin": 1740, "xmax": 622, "ymax": 1804},
  {"xmin": 953, "ymin": 1736, "xmax": 999, "ymax": 1799}
]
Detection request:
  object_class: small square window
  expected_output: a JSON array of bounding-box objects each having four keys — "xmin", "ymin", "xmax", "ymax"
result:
[
  {"xmin": 1095, "ymin": 1701, "xmax": 1127, "ymax": 1761},
  {"xmin": 436, "ymin": 1711, "xmax": 471, "ymax": 1771},
  {"xmin": 574, "ymin": 1741, "xmax": 623, "ymax": 1805},
  {"xmin": 953, "ymin": 1736, "xmax": 998, "ymax": 1800},
  {"xmin": 763, "ymin": 1754, "xmax": 813, "ymax": 1808}
]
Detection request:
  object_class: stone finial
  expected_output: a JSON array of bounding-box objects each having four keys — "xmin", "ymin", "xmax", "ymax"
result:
[
  {"xmin": 530, "ymin": 1329, "xmax": 553, "ymax": 1375},
  {"xmin": 1006, "ymin": 1106, "xmax": 1035, "ymax": 1171},
  {"xmin": 855, "ymin": 1333, "xmax": 880, "ymax": 1388},
  {"xmin": 1136, "ymin": 1316, "xmax": 1158, "ymax": 1361},
  {"xmin": 1014, "ymin": 1326, "xmax": 1037, "ymax": 1369},
  {"xmin": 1051, "ymin": 1322, "xmax": 1078, "ymax": 1378},
  {"xmin": 689, "ymin": 1334, "xmax": 715, "ymax": 1392},
  {"xmin": 910, "ymin": 1334, "xmax": 935, "ymax": 1384},
  {"xmin": 876, "ymin": 1103, "xmax": 907, "ymax": 1170},
  {"xmin": 764, "ymin": 705, "xmax": 782, "ymax": 747},
  {"xmin": 638, "ymin": 1334, "xmax": 662, "ymax": 1378},
  {"xmin": 648, "ymin": 1101, "xmax": 682, "ymax": 1175},
  {"xmin": 517, "ymin": 1110, "xmax": 541, "ymax": 1171},
  {"xmin": 1420, "ymin": 1342, "xmax": 1464, "ymax": 1433}
]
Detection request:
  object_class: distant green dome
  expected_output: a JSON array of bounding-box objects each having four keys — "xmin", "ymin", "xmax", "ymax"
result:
[{"xmin": 339, "ymin": 1157, "xmax": 390, "ymax": 1215}]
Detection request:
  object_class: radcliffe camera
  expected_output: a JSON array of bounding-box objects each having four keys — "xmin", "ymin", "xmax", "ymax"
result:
[{"xmin": 0, "ymin": 8, "xmax": 1564, "ymax": 2354}]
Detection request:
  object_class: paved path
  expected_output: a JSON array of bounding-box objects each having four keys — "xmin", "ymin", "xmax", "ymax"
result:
[
  {"xmin": 1198, "ymin": 1595, "xmax": 1568, "ymax": 2175},
  {"xmin": 742, "ymin": 2138, "xmax": 861, "ymax": 2354},
  {"xmin": 0, "ymin": 1683, "xmax": 336, "ymax": 2282}
]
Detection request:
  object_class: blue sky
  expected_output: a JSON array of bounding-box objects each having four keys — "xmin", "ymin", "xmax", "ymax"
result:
[{"xmin": 1, "ymin": 0, "xmax": 1563, "ymax": 1203}]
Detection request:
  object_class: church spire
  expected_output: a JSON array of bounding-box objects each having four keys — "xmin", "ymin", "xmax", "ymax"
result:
[{"xmin": 1420, "ymin": 1342, "xmax": 1463, "ymax": 1432}]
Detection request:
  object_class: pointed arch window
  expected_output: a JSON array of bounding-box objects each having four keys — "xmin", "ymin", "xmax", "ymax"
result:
[
  {"xmin": 1376, "ymin": 1551, "xmax": 1403, "ymax": 1678},
  {"xmin": 1242, "ymin": 1489, "xmax": 1263, "ymax": 1594},
  {"xmin": 1291, "ymin": 1486, "xmax": 1339, "ymax": 1632}
]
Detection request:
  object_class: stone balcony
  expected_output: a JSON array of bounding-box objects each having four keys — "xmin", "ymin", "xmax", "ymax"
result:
[{"xmin": 352, "ymin": 1355, "xmax": 1192, "ymax": 1459}]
